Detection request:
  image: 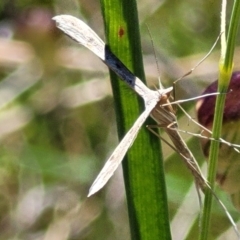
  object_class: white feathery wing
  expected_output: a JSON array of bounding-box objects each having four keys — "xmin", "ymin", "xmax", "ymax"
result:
[{"xmin": 53, "ymin": 15, "xmax": 173, "ymax": 196}]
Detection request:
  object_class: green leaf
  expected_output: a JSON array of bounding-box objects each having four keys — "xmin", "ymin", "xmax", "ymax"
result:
[{"xmin": 100, "ymin": 0, "xmax": 171, "ymax": 239}]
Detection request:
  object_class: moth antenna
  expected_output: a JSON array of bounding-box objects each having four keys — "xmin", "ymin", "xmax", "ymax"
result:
[
  {"xmin": 174, "ymin": 31, "xmax": 223, "ymax": 85},
  {"xmin": 145, "ymin": 24, "xmax": 163, "ymax": 90},
  {"xmin": 172, "ymin": 32, "xmax": 222, "ymax": 103}
]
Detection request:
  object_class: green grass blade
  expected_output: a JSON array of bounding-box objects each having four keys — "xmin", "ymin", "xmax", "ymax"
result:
[
  {"xmin": 100, "ymin": 0, "xmax": 171, "ymax": 239},
  {"xmin": 200, "ymin": 0, "xmax": 240, "ymax": 239}
]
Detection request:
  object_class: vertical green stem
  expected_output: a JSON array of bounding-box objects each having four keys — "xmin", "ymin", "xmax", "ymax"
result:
[
  {"xmin": 199, "ymin": 0, "xmax": 240, "ymax": 239},
  {"xmin": 100, "ymin": 0, "xmax": 171, "ymax": 239}
]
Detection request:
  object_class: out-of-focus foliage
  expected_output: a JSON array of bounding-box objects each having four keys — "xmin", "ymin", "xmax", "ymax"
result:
[{"xmin": 0, "ymin": 0, "xmax": 239, "ymax": 239}]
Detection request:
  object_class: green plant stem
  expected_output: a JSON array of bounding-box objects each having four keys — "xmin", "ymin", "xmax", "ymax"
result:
[
  {"xmin": 100, "ymin": 0, "xmax": 171, "ymax": 239},
  {"xmin": 199, "ymin": 0, "xmax": 240, "ymax": 239}
]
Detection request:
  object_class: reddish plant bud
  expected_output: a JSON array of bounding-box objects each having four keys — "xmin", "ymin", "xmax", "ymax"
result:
[{"xmin": 196, "ymin": 71, "xmax": 240, "ymax": 211}]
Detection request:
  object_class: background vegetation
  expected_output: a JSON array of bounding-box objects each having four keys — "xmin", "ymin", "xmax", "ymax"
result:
[{"xmin": 0, "ymin": 0, "xmax": 239, "ymax": 239}]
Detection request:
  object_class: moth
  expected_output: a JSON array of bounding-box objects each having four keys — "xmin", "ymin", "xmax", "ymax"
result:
[
  {"xmin": 53, "ymin": 15, "xmax": 239, "ymax": 235},
  {"xmin": 52, "ymin": 15, "xmax": 208, "ymax": 195}
]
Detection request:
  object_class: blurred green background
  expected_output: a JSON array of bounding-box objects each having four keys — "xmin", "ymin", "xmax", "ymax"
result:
[{"xmin": 0, "ymin": 0, "xmax": 239, "ymax": 239}]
